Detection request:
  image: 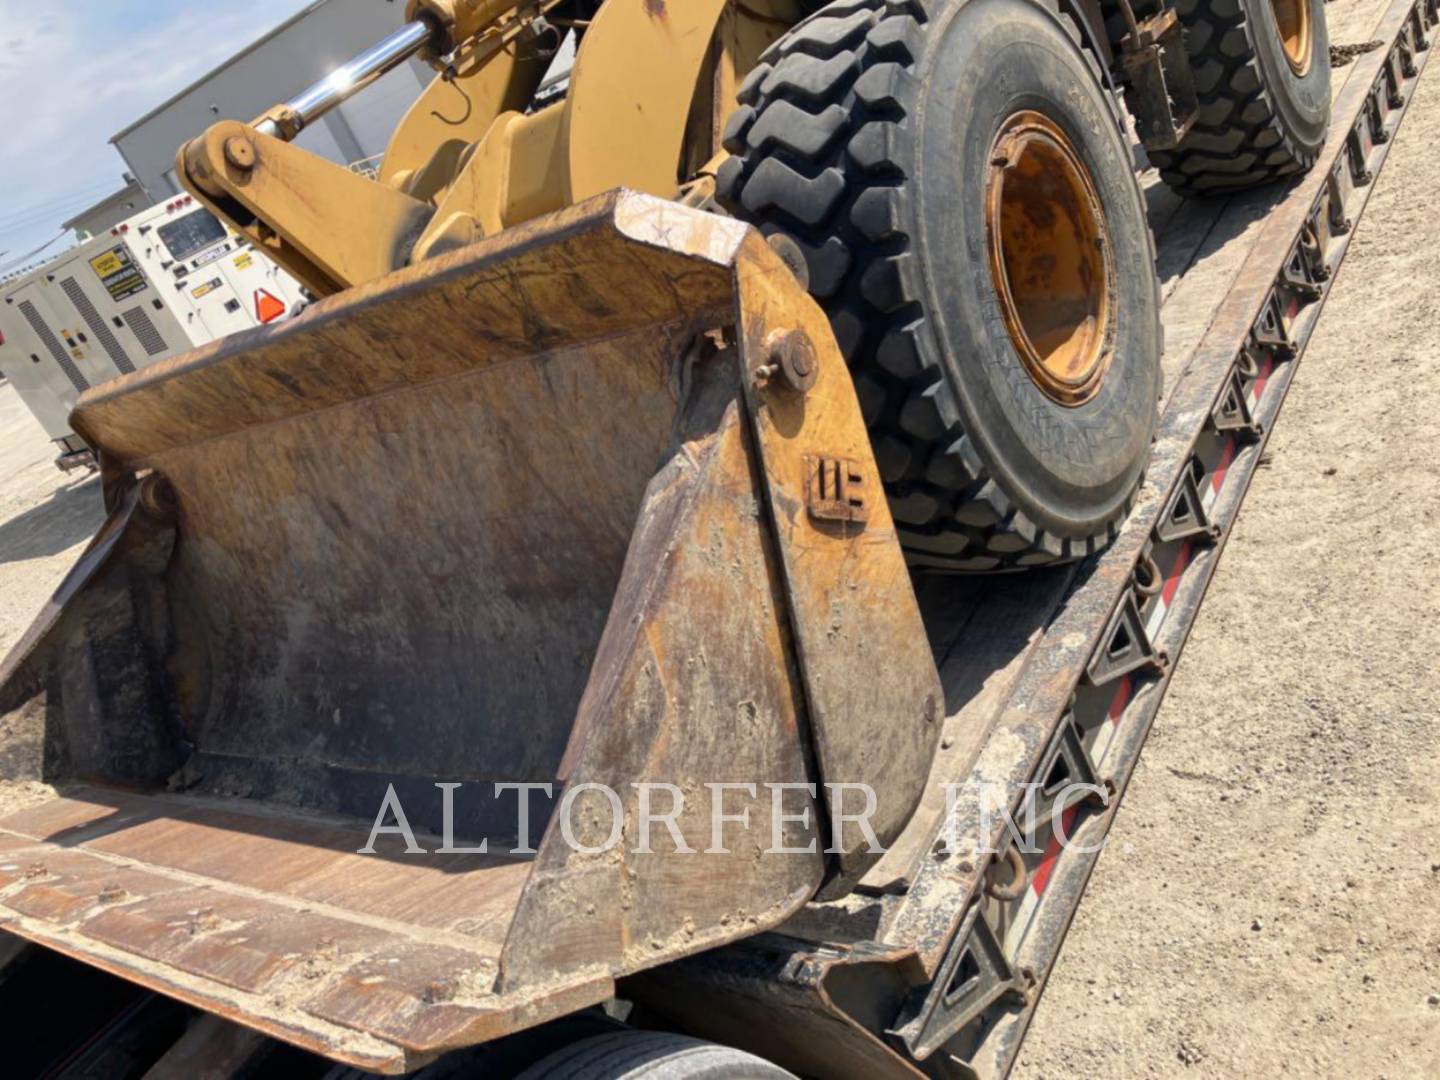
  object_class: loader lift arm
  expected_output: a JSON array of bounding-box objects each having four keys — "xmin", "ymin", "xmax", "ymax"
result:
[{"xmin": 179, "ymin": 0, "xmax": 808, "ymax": 297}]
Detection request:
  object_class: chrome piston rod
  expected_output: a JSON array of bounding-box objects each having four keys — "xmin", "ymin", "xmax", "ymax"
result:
[{"xmin": 254, "ymin": 19, "xmax": 434, "ymax": 140}]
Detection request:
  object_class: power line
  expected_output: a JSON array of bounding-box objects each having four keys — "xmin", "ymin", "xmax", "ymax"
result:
[
  {"xmin": 0, "ymin": 201, "xmax": 113, "ymax": 236},
  {"xmin": 0, "ymin": 203, "xmax": 121, "ymax": 253},
  {"xmin": 5, "ymin": 175, "xmax": 121, "ymax": 207},
  {"xmin": 0, "ymin": 178, "xmax": 120, "ymax": 217},
  {"xmin": 0, "ymin": 230, "xmax": 71, "ymax": 276},
  {"xmin": 0, "ymin": 181, "xmax": 129, "ymax": 232},
  {"xmin": 0, "ymin": 182, "xmax": 117, "ymax": 219}
]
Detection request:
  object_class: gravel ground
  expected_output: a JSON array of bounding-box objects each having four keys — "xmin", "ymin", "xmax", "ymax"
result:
[
  {"xmin": 0, "ymin": 11, "xmax": 1437, "ymax": 1073},
  {"xmin": 0, "ymin": 385, "xmax": 101, "ymax": 815},
  {"xmin": 0, "ymin": 386, "xmax": 102, "ymax": 631}
]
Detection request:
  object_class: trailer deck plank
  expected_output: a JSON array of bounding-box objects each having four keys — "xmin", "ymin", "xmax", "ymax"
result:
[{"xmin": 0, "ymin": 787, "xmax": 543, "ymax": 1073}]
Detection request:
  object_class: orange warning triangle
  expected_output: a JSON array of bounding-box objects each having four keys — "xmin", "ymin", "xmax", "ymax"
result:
[{"xmin": 255, "ymin": 289, "xmax": 286, "ymax": 324}]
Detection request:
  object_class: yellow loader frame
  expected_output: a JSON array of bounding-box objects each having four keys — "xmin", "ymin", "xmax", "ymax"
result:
[{"xmin": 180, "ymin": 0, "xmax": 806, "ymax": 297}]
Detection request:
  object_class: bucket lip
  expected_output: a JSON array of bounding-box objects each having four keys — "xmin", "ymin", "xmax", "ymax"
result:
[
  {"xmin": 613, "ymin": 189, "xmax": 751, "ymax": 268},
  {"xmin": 70, "ymin": 192, "xmax": 748, "ymax": 465}
]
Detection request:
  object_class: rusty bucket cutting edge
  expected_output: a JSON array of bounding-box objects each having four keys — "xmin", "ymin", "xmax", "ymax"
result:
[{"xmin": 0, "ymin": 190, "xmax": 940, "ymax": 1072}]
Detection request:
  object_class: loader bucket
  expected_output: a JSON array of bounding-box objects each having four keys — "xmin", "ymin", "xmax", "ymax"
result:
[{"xmin": 0, "ymin": 192, "xmax": 940, "ymax": 1073}]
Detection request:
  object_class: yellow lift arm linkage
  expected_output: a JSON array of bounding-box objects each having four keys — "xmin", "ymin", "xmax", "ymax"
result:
[{"xmin": 179, "ymin": 0, "xmax": 804, "ymax": 297}]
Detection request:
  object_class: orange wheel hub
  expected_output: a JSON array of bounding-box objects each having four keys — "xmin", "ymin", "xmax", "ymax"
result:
[{"xmin": 985, "ymin": 111, "xmax": 1116, "ymax": 408}]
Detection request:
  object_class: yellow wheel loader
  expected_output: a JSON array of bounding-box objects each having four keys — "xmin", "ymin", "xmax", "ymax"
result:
[{"xmin": 0, "ymin": 0, "xmax": 1340, "ymax": 1075}]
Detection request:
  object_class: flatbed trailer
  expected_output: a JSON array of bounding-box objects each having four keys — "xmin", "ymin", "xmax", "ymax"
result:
[{"xmin": 0, "ymin": 0, "xmax": 1434, "ymax": 1074}]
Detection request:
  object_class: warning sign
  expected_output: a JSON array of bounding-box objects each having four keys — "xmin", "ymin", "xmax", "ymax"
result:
[
  {"xmin": 254, "ymin": 289, "xmax": 286, "ymax": 324},
  {"xmin": 89, "ymin": 250, "xmax": 125, "ymax": 276},
  {"xmin": 88, "ymin": 245, "xmax": 148, "ymax": 302}
]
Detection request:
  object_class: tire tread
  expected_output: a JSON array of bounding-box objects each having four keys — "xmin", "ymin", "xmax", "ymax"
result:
[
  {"xmin": 720, "ymin": 0, "xmax": 1154, "ymax": 569},
  {"xmin": 516, "ymin": 1032, "xmax": 794, "ymax": 1080},
  {"xmin": 1103, "ymin": 0, "xmax": 1324, "ymax": 195}
]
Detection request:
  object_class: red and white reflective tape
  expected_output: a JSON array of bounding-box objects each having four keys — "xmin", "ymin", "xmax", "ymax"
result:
[
  {"xmin": 1004, "ymin": 329, "xmax": 1289, "ymax": 954},
  {"xmin": 1088, "ymin": 673, "xmax": 1132, "ymax": 769},
  {"xmin": 1203, "ymin": 345, "xmax": 1278, "ymax": 515},
  {"xmin": 1003, "ymin": 803, "xmax": 1081, "ymax": 955}
]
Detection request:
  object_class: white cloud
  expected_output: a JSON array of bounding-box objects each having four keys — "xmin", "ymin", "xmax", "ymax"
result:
[{"xmin": 0, "ymin": 0, "xmax": 310, "ymax": 259}]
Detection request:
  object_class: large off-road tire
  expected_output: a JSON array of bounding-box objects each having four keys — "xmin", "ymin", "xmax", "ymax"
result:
[
  {"xmin": 718, "ymin": 0, "xmax": 1162, "ymax": 571},
  {"xmin": 1144, "ymin": 0, "xmax": 1331, "ymax": 195},
  {"xmin": 516, "ymin": 1032, "xmax": 796, "ymax": 1079}
]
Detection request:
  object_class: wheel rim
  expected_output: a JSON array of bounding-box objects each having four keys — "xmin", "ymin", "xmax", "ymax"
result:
[
  {"xmin": 985, "ymin": 111, "xmax": 1115, "ymax": 408},
  {"xmin": 1271, "ymin": 0, "xmax": 1313, "ymax": 75}
]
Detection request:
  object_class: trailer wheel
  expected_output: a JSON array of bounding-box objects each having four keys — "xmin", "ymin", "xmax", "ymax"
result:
[
  {"xmin": 515, "ymin": 1032, "xmax": 796, "ymax": 1079},
  {"xmin": 718, "ymin": 0, "xmax": 1161, "ymax": 570},
  {"xmin": 1146, "ymin": 0, "xmax": 1331, "ymax": 194}
]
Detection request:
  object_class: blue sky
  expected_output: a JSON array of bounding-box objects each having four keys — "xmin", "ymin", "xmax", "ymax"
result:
[{"xmin": 0, "ymin": 0, "xmax": 313, "ymax": 268}]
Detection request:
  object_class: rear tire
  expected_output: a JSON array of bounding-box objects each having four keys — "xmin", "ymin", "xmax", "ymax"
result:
[
  {"xmin": 718, "ymin": 0, "xmax": 1162, "ymax": 570},
  {"xmin": 1146, "ymin": 0, "xmax": 1331, "ymax": 195},
  {"xmin": 515, "ymin": 1032, "xmax": 796, "ymax": 1079}
]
